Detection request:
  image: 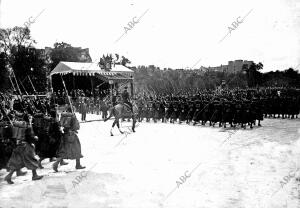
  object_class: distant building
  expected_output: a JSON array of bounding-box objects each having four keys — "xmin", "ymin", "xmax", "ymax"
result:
[
  {"xmin": 38, "ymin": 46, "xmax": 92, "ymax": 63},
  {"xmin": 205, "ymin": 60, "xmax": 254, "ymax": 73},
  {"xmin": 75, "ymin": 47, "xmax": 92, "ymax": 62}
]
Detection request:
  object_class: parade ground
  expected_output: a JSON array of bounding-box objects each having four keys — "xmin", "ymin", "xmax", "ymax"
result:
[{"xmin": 0, "ymin": 114, "xmax": 300, "ymax": 208}]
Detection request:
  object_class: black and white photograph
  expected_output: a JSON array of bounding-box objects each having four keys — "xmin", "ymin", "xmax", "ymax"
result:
[{"xmin": 0, "ymin": 0, "xmax": 300, "ymax": 207}]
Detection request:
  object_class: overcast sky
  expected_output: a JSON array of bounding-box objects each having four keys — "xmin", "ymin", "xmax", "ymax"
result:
[{"xmin": 1, "ymin": 0, "xmax": 300, "ymax": 72}]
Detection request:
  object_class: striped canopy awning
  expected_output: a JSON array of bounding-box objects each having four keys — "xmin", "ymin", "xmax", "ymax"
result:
[
  {"xmin": 95, "ymin": 73, "xmax": 133, "ymax": 83},
  {"xmin": 50, "ymin": 61, "xmax": 134, "ymax": 77}
]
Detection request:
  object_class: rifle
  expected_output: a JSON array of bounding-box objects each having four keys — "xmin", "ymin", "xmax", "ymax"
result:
[
  {"xmin": 19, "ymin": 79, "xmax": 29, "ymax": 95},
  {"xmin": 8, "ymin": 76, "xmax": 17, "ymax": 93},
  {"xmin": 27, "ymin": 76, "xmax": 37, "ymax": 99},
  {"xmin": 60, "ymin": 75, "xmax": 74, "ymax": 114}
]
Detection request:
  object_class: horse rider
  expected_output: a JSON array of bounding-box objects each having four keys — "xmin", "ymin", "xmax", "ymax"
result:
[
  {"xmin": 121, "ymin": 87, "xmax": 133, "ymax": 113},
  {"xmin": 112, "ymin": 90, "xmax": 118, "ymax": 106}
]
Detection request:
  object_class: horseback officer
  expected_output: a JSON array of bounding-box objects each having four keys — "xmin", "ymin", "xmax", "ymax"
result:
[{"xmin": 121, "ymin": 86, "xmax": 133, "ymax": 113}]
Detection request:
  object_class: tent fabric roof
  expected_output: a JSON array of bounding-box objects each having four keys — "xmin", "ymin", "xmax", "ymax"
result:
[
  {"xmin": 95, "ymin": 73, "xmax": 133, "ymax": 83},
  {"xmin": 50, "ymin": 61, "xmax": 133, "ymax": 76}
]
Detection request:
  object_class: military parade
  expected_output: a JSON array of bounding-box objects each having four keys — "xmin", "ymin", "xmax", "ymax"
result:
[
  {"xmin": 0, "ymin": 85, "xmax": 299, "ymax": 185},
  {"xmin": 1, "ymin": 1, "xmax": 300, "ymax": 207},
  {"xmin": 133, "ymin": 87, "xmax": 300, "ymax": 127},
  {"xmin": 1, "ymin": 64, "xmax": 300, "ymax": 208}
]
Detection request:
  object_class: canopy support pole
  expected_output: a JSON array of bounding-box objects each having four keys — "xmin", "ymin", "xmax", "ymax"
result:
[
  {"xmin": 49, "ymin": 75, "xmax": 53, "ymax": 93},
  {"xmin": 72, "ymin": 74, "xmax": 75, "ymax": 91},
  {"xmin": 110, "ymin": 82, "xmax": 113, "ymax": 103},
  {"xmin": 90, "ymin": 76, "xmax": 94, "ymax": 96},
  {"xmin": 130, "ymin": 81, "xmax": 133, "ymax": 98}
]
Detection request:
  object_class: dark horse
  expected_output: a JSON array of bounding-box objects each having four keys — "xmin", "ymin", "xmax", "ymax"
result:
[{"xmin": 104, "ymin": 102, "xmax": 138, "ymax": 136}]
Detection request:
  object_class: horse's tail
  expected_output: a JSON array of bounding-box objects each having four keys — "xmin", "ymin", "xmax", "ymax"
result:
[{"xmin": 104, "ymin": 107, "xmax": 114, "ymax": 122}]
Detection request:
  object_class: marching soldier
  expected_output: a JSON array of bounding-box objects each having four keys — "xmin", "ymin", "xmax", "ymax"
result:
[
  {"xmin": 79, "ymin": 99, "xmax": 87, "ymax": 122},
  {"xmin": 192, "ymin": 98, "xmax": 202, "ymax": 125},
  {"xmin": 5, "ymin": 118, "xmax": 43, "ymax": 184},
  {"xmin": 186, "ymin": 100, "xmax": 195, "ymax": 124},
  {"xmin": 101, "ymin": 101, "xmax": 109, "ymax": 120},
  {"xmin": 179, "ymin": 100, "xmax": 187, "ymax": 124},
  {"xmin": 159, "ymin": 99, "xmax": 166, "ymax": 123},
  {"xmin": 53, "ymin": 107, "xmax": 85, "ymax": 172}
]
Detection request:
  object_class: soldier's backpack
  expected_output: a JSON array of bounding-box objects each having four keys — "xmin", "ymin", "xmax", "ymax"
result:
[
  {"xmin": 12, "ymin": 121, "xmax": 28, "ymax": 140},
  {"xmin": 33, "ymin": 113, "xmax": 44, "ymax": 128},
  {"xmin": 60, "ymin": 112, "xmax": 74, "ymax": 128}
]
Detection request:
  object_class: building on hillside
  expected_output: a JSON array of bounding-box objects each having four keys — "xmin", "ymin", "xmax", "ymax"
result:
[
  {"xmin": 38, "ymin": 46, "xmax": 92, "ymax": 63},
  {"xmin": 75, "ymin": 47, "xmax": 92, "ymax": 62},
  {"xmin": 205, "ymin": 60, "xmax": 254, "ymax": 73}
]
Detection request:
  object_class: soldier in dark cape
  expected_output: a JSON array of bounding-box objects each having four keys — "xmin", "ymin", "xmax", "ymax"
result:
[
  {"xmin": 4, "ymin": 127, "xmax": 43, "ymax": 184},
  {"xmin": 179, "ymin": 100, "xmax": 187, "ymax": 124},
  {"xmin": 164, "ymin": 101, "xmax": 172, "ymax": 122},
  {"xmin": 153, "ymin": 101, "xmax": 160, "ymax": 123},
  {"xmin": 37, "ymin": 110, "xmax": 68, "ymax": 168},
  {"xmin": 159, "ymin": 100, "xmax": 166, "ymax": 122},
  {"xmin": 211, "ymin": 99, "xmax": 222, "ymax": 127},
  {"xmin": 52, "ymin": 107, "xmax": 85, "ymax": 172},
  {"xmin": 192, "ymin": 99, "xmax": 202, "ymax": 125},
  {"xmin": 186, "ymin": 100, "xmax": 195, "ymax": 124}
]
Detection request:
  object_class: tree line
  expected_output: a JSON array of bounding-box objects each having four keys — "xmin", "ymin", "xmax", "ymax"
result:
[
  {"xmin": 131, "ymin": 63, "xmax": 300, "ymax": 96},
  {"xmin": 0, "ymin": 26, "xmax": 130, "ymax": 94},
  {"xmin": 0, "ymin": 26, "xmax": 299, "ymax": 95}
]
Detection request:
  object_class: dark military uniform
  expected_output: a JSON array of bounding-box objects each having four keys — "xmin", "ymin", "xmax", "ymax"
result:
[
  {"xmin": 211, "ymin": 100, "xmax": 222, "ymax": 127},
  {"xmin": 171, "ymin": 101, "xmax": 179, "ymax": 123},
  {"xmin": 192, "ymin": 99, "xmax": 202, "ymax": 124},
  {"xmin": 222, "ymin": 99, "xmax": 233, "ymax": 128},
  {"xmin": 186, "ymin": 101, "xmax": 195, "ymax": 124},
  {"xmin": 179, "ymin": 101, "xmax": 188, "ymax": 124},
  {"xmin": 121, "ymin": 88, "xmax": 132, "ymax": 111},
  {"xmin": 159, "ymin": 101, "xmax": 166, "ymax": 122}
]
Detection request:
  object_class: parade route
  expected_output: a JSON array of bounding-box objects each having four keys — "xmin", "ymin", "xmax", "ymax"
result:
[
  {"xmin": 1, "ymin": 1, "xmax": 300, "ymax": 207},
  {"xmin": 0, "ymin": 114, "xmax": 300, "ymax": 208}
]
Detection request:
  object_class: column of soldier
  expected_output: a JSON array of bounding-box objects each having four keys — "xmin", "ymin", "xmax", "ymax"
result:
[
  {"xmin": 73, "ymin": 96, "xmax": 111, "ymax": 122},
  {"xmin": 134, "ymin": 87, "xmax": 300, "ymax": 128},
  {"xmin": 52, "ymin": 89, "xmax": 111, "ymax": 121},
  {"xmin": 0, "ymin": 91, "xmax": 85, "ymax": 185},
  {"xmin": 0, "ymin": 87, "xmax": 299, "ymax": 184}
]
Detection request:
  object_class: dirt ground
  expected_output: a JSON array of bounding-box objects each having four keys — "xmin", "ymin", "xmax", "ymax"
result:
[{"xmin": 0, "ymin": 114, "xmax": 300, "ymax": 208}]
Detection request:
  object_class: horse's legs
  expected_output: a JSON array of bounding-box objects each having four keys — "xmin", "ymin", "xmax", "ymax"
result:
[
  {"xmin": 105, "ymin": 108, "xmax": 113, "ymax": 122},
  {"xmin": 116, "ymin": 120, "xmax": 124, "ymax": 134},
  {"xmin": 132, "ymin": 116, "xmax": 136, "ymax": 132},
  {"xmin": 112, "ymin": 120, "xmax": 116, "ymax": 127},
  {"xmin": 110, "ymin": 125, "xmax": 113, "ymax": 136},
  {"xmin": 110, "ymin": 120, "xmax": 117, "ymax": 136}
]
